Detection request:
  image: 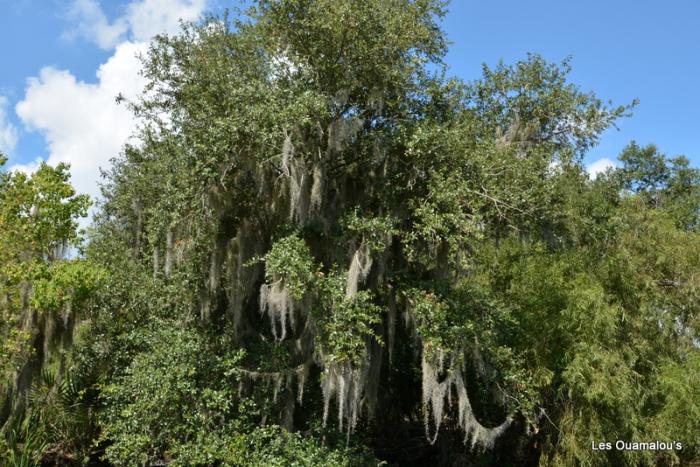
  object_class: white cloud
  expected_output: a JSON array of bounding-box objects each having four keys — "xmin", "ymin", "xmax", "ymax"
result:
[
  {"xmin": 13, "ymin": 0, "xmax": 208, "ymax": 204},
  {"xmin": 586, "ymin": 158, "xmax": 618, "ymax": 179},
  {"xmin": 8, "ymin": 157, "xmax": 43, "ymax": 175},
  {"xmin": 67, "ymin": 0, "xmax": 206, "ymax": 49},
  {"xmin": 66, "ymin": 0, "xmax": 128, "ymax": 50},
  {"xmin": 0, "ymin": 96, "xmax": 19, "ymax": 155},
  {"xmin": 15, "ymin": 41, "xmax": 148, "ymax": 199},
  {"xmin": 125, "ymin": 0, "xmax": 207, "ymax": 43}
]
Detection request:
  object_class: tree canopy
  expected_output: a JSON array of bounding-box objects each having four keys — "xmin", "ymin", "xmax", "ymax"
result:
[{"xmin": 1, "ymin": 1, "xmax": 698, "ymax": 465}]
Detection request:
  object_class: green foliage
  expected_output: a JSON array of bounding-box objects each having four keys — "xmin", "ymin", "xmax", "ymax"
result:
[
  {"xmin": 650, "ymin": 354, "xmax": 700, "ymax": 463},
  {"xmin": 0, "ymin": 162, "xmax": 90, "ymax": 259},
  {"xmin": 0, "ymin": 328, "xmax": 30, "ymax": 382},
  {"xmin": 3, "ymin": 2, "xmax": 697, "ymax": 466},
  {"xmin": 100, "ymin": 322, "xmax": 246, "ymax": 465},
  {"xmin": 405, "ymin": 288, "xmax": 465, "ymax": 355},
  {"xmin": 342, "ymin": 210, "xmax": 397, "ymax": 253},
  {"xmin": 0, "ymin": 363, "xmax": 100, "ymax": 465},
  {"xmin": 619, "ymin": 141, "xmax": 700, "ymax": 229},
  {"xmin": 0, "ymin": 158, "xmax": 99, "ymax": 463},
  {"xmin": 0, "ymin": 418, "xmax": 49, "ymax": 466},
  {"xmin": 30, "ymin": 260, "xmax": 104, "ymax": 311},
  {"xmin": 98, "ymin": 321, "xmax": 380, "ymax": 466},
  {"xmin": 261, "ymin": 233, "xmax": 316, "ymax": 300},
  {"xmin": 226, "ymin": 425, "xmax": 378, "ymax": 466},
  {"xmin": 315, "ymin": 272, "xmax": 384, "ymax": 364},
  {"xmin": 469, "ymin": 201, "xmax": 700, "ymax": 464}
]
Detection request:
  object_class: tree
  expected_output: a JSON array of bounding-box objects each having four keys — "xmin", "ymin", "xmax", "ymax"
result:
[
  {"xmin": 22, "ymin": 1, "xmax": 698, "ymax": 465},
  {"xmin": 619, "ymin": 141, "xmax": 700, "ymax": 229},
  {"xmin": 0, "ymin": 156, "xmax": 101, "ymax": 463}
]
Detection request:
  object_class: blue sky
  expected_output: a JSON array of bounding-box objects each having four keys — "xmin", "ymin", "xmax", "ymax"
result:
[
  {"xmin": 442, "ymin": 0, "xmax": 700, "ymax": 172},
  {"xmin": 1, "ymin": 0, "xmax": 698, "ymax": 200}
]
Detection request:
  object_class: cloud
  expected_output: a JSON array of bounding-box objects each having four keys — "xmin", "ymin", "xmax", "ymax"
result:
[
  {"xmin": 8, "ymin": 157, "xmax": 43, "ymax": 175},
  {"xmin": 67, "ymin": 0, "xmax": 206, "ymax": 49},
  {"xmin": 586, "ymin": 158, "xmax": 618, "ymax": 179},
  {"xmin": 15, "ymin": 41, "xmax": 148, "ymax": 199},
  {"xmin": 125, "ymin": 0, "xmax": 207, "ymax": 43},
  {"xmin": 13, "ymin": 0, "xmax": 208, "ymax": 203},
  {"xmin": 66, "ymin": 0, "xmax": 128, "ymax": 49},
  {"xmin": 0, "ymin": 96, "xmax": 19, "ymax": 155}
]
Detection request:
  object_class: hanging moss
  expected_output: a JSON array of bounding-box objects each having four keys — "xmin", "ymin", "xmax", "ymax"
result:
[
  {"xmin": 72, "ymin": 4, "xmax": 700, "ymax": 466},
  {"xmin": 421, "ymin": 348, "xmax": 511, "ymax": 449},
  {"xmin": 259, "ymin": 280, "xmax": 294, "ymax": 340}
]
